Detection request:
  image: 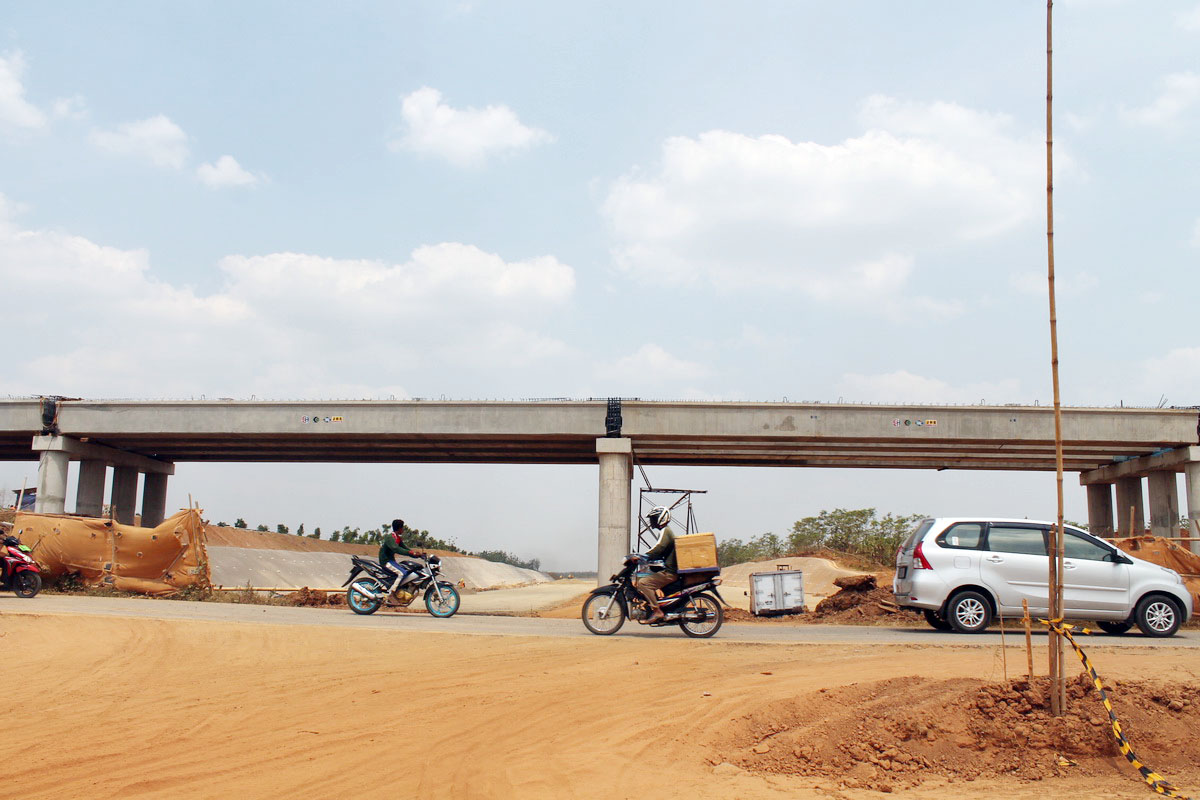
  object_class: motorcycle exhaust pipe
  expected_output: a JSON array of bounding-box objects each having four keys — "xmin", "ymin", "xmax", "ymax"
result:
[{"xmin": 350, "ymin": 583, "xmax": 384, "ymax": 600}]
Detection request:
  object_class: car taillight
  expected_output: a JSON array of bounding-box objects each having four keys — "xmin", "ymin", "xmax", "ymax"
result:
[{"xmin": 912, "ymin": 541, "xmax": 933, "ymax": 570}]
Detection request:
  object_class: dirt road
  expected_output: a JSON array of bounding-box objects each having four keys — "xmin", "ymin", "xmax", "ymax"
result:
[{"xmin": 5, "ymin": 601, "xmax": 1199, "ymax": 799}]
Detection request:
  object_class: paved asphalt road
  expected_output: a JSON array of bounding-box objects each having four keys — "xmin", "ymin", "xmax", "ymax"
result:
[{"xmin": 3, "ymin": 594, "xmax": 1196, "ymax": 648}]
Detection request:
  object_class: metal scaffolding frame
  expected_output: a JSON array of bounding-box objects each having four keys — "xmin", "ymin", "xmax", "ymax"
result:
[{"xmin": 633, "ymin": 456, "xmax": 705, "ymax": 551}]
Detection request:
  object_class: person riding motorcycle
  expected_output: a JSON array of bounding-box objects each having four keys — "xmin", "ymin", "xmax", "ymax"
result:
[
  {"xmin": 635, "ymin": 506, "xmax": 678, "ymax": 623},
  {"xmin": 380, "ymin": 519, "xmax": 424, "ymax": 596}
]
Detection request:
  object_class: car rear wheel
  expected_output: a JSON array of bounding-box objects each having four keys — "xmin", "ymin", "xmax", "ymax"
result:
[
  {"xmin": 923, "ymin": 609, "xmax": 952, "ymax": 631},
  {"xmin": 1134, "ymin": 595, "xmax": 1183, "ymax": 638},
  {"xmin": 946, "ymin": 590, "xmax": 992, "ymax": 634}
]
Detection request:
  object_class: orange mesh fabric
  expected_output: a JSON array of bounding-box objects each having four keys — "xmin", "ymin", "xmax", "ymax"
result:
[{"xmin": 12, "ymin": 509, "xmax": 210, "ymax": 596}]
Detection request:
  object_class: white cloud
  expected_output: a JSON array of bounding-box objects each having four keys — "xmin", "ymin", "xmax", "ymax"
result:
[
  {"xmin": 52, "ymin": 95, "xmax": 87, "ymax": 121},
  {"xmin": 196, "ymin": 155, "xmax": 260, "ymax": 188},
  {"xmin": 1009, "ymin": 270, "xmax": 1098, "ymax": 296},
  {"xmin": 91, "ymin": 114, "xmax": 189, "ymax": 169},
  {"xmin": 0, "ymin": 52, "xmax": 47, "ymax": 130},
  {"xmin": 598, "ymin": 344, "xmax": 709, "ymax": 383},
  {"xmin": 1121, "ymin": 71, "xmax": 1200, "ymax": 128},
  {"xmin": 591, "ymin": 344, "xmax": 711, "ymax": 398},
  {"xmin": 1179, "ymin": 4, "xmax": 1200, "ymax": 32},
  {"xmin": 391, "ymin": 86, "xmax": 553, "ymax": 167},
  {"xmin": 0, "ymin": 194, "xmax": 575, "ymax": 397},
  {"xmin": 837, "ymin": 370, "xmax": 1023, "ymax": 405},
  {"xmin": 602, "ymin": 95, "xmax": 1044, "ymax": 311},
  {"xmin": 1140, "ymin": 347, "xmax": 1200, "ymax": 407}
]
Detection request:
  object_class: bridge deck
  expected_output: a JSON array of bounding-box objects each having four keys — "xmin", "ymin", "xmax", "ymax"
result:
[{"xmin": 1, "ymin": 400, "xmax": 1196, "ymax": 471}]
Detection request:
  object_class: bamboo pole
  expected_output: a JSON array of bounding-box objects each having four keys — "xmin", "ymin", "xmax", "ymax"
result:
[
  {"xmin": 1023, "ymin": 599, "xmax": 1034, "ymax": 679},
  {"xmin": 1045, "ymin": 0, "xmax": 1067, "ymax": 716},
  {"xmin": 999, "ymin": 611, "xmax": 1007, "ymax": 681}
]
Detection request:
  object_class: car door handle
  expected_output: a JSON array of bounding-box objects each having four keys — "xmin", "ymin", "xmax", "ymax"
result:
[
  {"xmin": 1063, "ymin": 562, "xmax": 1077, "ymax": 570},
  {"xmin": 985, "ymin": 556, "xmax": 1003, "ymax": 563}
]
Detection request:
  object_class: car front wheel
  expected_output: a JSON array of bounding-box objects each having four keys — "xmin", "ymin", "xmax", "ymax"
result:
[
  {"xmin": 1134, "ymin": 595, "xmax": 1183, "ymax": 638},
  {"xmin": 946, "ymin": 590, "xmax": 992, "ymax": 634}
]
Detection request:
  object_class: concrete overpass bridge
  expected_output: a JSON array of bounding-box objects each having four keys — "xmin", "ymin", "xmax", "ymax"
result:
[{"xmin": 3, "ymin": 398, "xmax": 1198, "ymax": 575}]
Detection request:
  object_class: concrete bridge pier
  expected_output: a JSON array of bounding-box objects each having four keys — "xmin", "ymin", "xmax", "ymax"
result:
[
  {"xmin": 1114, "ymin": 477, "xmax": 1145, "ymax": 536},
  {"xmin": 1085, "ymin": 483, "xmax": 1114, "ymax": 538},
  {"xmin": 34, "ymin": 449, "xmax": 70, "ymax": 514},
  {"xmin": 596, "ymin": 437, "xmax": 632, "ymax": 584},
  {"xmin": 1148, "ymin": 471, "xmax": 1180, "ymax": 540},
  {"xmin": 75, "ymin": 460, "xmax": 107, "ymax": 517},
  {"xmin": 141, "ymin": 473, "xmax": 169, "ymax": 527},
  {"xmin": 1186, "ymin": 461, "xmax": 1200, "ymax": 555},
  {"xmin": 31, "ymin": 435, "xmax": 174, "ymax": 523},
  {"xmin": 111, "ymin": 466, "xmax": 138, "ymax": 525}
]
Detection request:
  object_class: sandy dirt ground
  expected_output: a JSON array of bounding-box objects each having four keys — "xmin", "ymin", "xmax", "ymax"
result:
[{"xmin": 6, "ymin": 608, "xmax": 1199, "ymax": 800}]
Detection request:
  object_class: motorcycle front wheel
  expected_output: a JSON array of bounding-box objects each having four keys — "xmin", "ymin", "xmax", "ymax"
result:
[
  {"xmin": 14, "ymin": 572, "xmax": 41, "ymax": 599},
  {"xmin": 581, "ymin": 591, "xmax": 626, "ymax": 635},
  {"xmin": 347, "ymin": 579, "xmax": 383, "ymax": 615},
  {"xmin": 679, "ymin": 593, "xmax": 723, "ymax": 638},
  {"xmin": 425, "ymin": 581, "xmax": 460, "ymax": 618}
]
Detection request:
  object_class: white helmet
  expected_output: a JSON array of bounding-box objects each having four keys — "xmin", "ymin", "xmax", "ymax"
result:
[{"xmin": 647, "ymin": 506, "xmax": 671, "ymax": 529}]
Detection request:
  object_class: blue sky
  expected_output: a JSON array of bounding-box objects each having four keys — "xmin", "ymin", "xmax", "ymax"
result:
[{"xmin": 3, "ymin": 2, "xmax": 1198, "ymax": 569}]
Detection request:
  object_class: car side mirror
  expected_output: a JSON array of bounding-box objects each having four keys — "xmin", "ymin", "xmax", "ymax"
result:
[{"xmin": 1106, "ymin": 552, "xmax": 1132, "ymax": 565}]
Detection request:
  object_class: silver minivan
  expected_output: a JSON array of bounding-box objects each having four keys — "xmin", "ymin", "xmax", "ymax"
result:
[{"xmin": 893, "ymin": 517, "xmax": 1193, "ymax": 636}]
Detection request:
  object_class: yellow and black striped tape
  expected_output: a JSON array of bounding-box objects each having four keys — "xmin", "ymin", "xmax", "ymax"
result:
[{"xmin": 1040, "ymin": 618, "xmax": 1192, "ymax": 799}]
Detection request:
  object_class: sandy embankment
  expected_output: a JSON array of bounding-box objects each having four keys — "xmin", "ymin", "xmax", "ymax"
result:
[{"xmin": 5, "ymin": 611, "xmax": 1198, "ymax": 799}]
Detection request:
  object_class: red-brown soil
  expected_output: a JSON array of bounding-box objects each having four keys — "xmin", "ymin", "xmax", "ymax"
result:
[{"xmin": 720, "ymin": 672, "xmax": 1200, "ymax": 795}]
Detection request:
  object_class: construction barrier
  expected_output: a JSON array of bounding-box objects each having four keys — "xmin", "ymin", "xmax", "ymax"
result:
[
  {"xmin": 1042, "ymin": 618, "xmax": 1192, "ymax": 799},
  {"xmin": 12, "ymin": 509, "xmax": 209, "ymax": 595}
]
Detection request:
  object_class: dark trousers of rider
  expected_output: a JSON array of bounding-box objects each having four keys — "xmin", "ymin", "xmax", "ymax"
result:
[{"xmin": 635, "ymin": 571, "xmax": 677, "ymax": 612}]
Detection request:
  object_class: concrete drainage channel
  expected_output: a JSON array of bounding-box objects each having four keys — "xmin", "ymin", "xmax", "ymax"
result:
[{"xmin": 206, "ymin": 546, "xmax": 579, "ymax": 614}]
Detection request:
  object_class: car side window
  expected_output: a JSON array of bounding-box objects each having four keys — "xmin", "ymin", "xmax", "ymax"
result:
[
  {"xmin": 985, "ymin": 526, "xmax": 1047, "ymax": 556},
  {"xmin": 935, "ymin": 523, "xmax": 983, "ymax": 549},
  {"xmin": 1063, "ymin": 532, "xmax": 1112, "ymax": 562}
]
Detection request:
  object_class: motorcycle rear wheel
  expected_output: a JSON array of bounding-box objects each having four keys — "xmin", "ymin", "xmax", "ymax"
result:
[
  {"xmin": 14, "ymin": 572, "xmax": 41, "ymax": 599},
  {"xmin": 347, "ymin": 580, "xmax": 383, "ymax": 615},
  {"xmin": 581, "ymin": 591, "xmax": 626, "ymax": 635},
  {"xmin": 425, "ymin": 581, "xmax": 460, "ymax": 618},
  {"xmin": 679, "ymin": 593, "xmax": 723, "ymax": 638}
]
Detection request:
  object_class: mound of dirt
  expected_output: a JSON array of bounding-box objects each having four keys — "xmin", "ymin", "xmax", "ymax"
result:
[
  {"xmin": 718, "ymin": 673, "xmax": 1200, "ymax": 794},
  {"xmin": 811, "ymin": 574, "xmax": 920, "ymax": 623},
  {"xmin": 282, "ymin": 586, "xmax": 347, "ymax": 607}
]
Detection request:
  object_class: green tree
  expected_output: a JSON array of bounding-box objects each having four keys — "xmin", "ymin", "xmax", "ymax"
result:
[
  {"xmin": 475, "ymin": 549, "xmax": 541, "ymax": 571},
  {"xmin": 328, "ymin": 529, "xmax": 340, "ymax": 543},
  {"xmin": 276, "ymin": 523, "xmax": 289, "ymax": 535},
  {"xmin": 255, "ymin": 524, "xmax": 269, "ymax": 532},
  {"xmin": 234, "ymin": 518, "xmax": 248, "ymax": 529},
  {"xmin": 788, "ymin": 508, "xmax": 924, "ymax": 565},
  {"xmin": 309, "ymin": 526, "xmax": 321, "ymax": 539},
  {"xmin": 297, "ymin": 523, "xmax": 305, "ymax": 537}
]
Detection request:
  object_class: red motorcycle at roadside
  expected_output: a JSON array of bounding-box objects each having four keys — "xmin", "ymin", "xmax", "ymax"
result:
[{"xmin": 1, "ymin": 535, "xmax": 42, "ymax": 598}]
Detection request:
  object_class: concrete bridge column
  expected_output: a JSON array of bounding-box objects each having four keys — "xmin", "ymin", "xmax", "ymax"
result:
[
  {"xmin": 596, "ymin": 437, "xmax": 632, "ymax": 584},
  {"xmin": 1114, "ymin": 477, "xmax": 1144, "ymax": 536},
  {"xmin": 140, "ymin": 472, "xmax": 169, "ymax": 528},
  {"xmin": 34, "ymin": 450, "xmax": 70, "ymax": 514},
  {"xmin": 75, "ymin": 460, "xmax": 107, "ymax": 517},
  {"xmin": 111, "ymin": 466, "xmax": 139, "ymax": 525},
  {"xmin": 1147, "ymin": 471, "xmax": 1179, "ymax": 540},
  {"xmin": 1185, "ymin": 461, "xmax": 1200, "ymax": 555},
  {"xmin": 1085, "ymin": 483, "xmax": 1114, "ymax": 538}
]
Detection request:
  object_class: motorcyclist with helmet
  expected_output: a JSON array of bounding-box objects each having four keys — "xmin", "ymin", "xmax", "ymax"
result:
[
  {"xmin": 635, "ymin": 506, "xmax": 678, "ymax": 623},
  {"xmin": 380, "ymin": 519, "xmax": 425, "ymax": 595}
]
